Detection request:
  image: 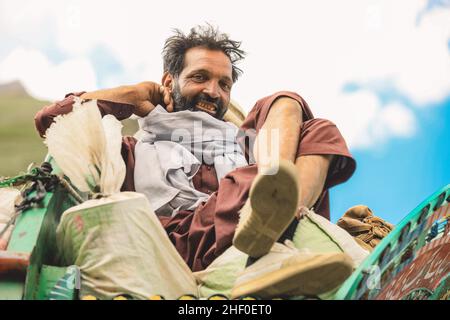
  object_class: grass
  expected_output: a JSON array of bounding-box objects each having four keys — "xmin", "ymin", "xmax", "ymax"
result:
[
  {"xmin": 0, "ymin": 95, "xmax": 48, "ymax": 177},
  {"xmin": 0, "ymin": 94, "xmax": 138, "ymax": 178}
]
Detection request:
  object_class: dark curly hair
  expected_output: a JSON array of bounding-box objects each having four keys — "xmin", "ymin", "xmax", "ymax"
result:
[{"xmin": 162, "ymin": 24, "xmax": 246, "ymax": 83}]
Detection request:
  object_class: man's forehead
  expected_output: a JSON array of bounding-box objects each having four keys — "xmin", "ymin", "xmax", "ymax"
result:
[{"xmin": 182, "ymin": 47, "xmax": 232, "ymax": 79}]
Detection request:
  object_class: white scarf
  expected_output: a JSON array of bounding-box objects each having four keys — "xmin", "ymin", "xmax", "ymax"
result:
[{"xmin": 134, "ymin": 106, "xmax": 248, "ymax": 217}]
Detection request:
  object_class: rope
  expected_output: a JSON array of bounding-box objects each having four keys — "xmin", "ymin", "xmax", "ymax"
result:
[
  {"xmin": 56, "ymin": 176, "xmax": 84, "ymax": 204},
  {"xmin": 0, "ymin": 162, "xmax": 84, "ymax": 239}
]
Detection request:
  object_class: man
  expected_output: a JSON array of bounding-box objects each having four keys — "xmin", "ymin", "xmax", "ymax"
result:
[{"xmin": 35, "ymin": 25, "xmax": 357, "ymax": 298}]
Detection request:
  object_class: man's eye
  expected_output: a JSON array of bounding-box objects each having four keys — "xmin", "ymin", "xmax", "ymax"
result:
[
  {"xmin": 221, "ymin": 82, "xmax": 231, "ymax": 91},
  {"xmin": 192, "ymin": 74, "xmax": 205, "ymax": 81}
]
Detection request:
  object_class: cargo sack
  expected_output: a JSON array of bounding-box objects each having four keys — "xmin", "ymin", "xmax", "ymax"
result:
[
  {"xmin": 56, "ymin": 192, "xmax": 197, "ymax": 300},
  {"xmin": 0, "ymin": 188, "xmax": 22, "ymax": 250},
  {"xmin": 194, "ymin": 209, "xmax": 369, "ymax": 299},
  {"xmin": 47, "ymin": 99, "xmax": 197, "ymax": 299}
]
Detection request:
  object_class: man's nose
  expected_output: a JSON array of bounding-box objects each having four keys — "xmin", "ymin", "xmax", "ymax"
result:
[{"xmin": 203, "ymin": 81, "xmax": 220, "ymax": 100}]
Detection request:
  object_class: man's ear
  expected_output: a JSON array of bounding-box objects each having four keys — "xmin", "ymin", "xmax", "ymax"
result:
[{"xmin": 161, "ymin": 72, "xmax": 173, "ymax": 89}]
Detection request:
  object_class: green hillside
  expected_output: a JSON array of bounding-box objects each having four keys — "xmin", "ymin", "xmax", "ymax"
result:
[
  {"xmin": 0, "ymin": 82, "xmax": 138, "ymax": 178},
  {"xmin": 0, "ymin": 93, "xmax": 49, "ymax": 177}
]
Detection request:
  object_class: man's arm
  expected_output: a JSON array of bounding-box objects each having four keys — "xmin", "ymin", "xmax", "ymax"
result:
[
  {"xmin": 34, "ymin": 81, "xmax": 173, "ymax": 138},
  {"xmin": 253, "ymin": 97, "xmax": 303, "ymax": 172},
  {"xmin": 80, "ymin": 81, "xmax": 173, "ymax": 117},
  {"xmin": 34, "ymin": 93, "xmax": 131, "ymax": 138}
]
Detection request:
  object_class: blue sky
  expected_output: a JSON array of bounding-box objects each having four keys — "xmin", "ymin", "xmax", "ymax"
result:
[
  {"xmin": 328, "ymin": 1, "xmax": 450, "ymax": 223},
  {"xmin": 330, "ymin": 96, "xmax": 450, "ymax": 223},
  {"xmin": 0, "ymin": 0, "xmax": 448, "ymax": 224},
  {"xmin": 331, "ymin": 72, "xmax": 450, "ymax": 223}
]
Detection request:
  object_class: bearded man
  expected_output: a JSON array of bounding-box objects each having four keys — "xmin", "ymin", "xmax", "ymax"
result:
[{"xmin": 35, "ymin": 25, "xmax": 357, "ymax": 298}]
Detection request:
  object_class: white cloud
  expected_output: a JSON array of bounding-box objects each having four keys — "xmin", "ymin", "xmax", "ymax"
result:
[
  {"xmin": 330, "ymin": 91, "xmax": 381, "ymax": 149},
  {"xmin": 0, "ymin": 47, "xmax": 97, "ymax": 100},
  {"xmin": 311, "ymin": 90, "xmax": 417, "ymax": 149},
  {"xmin": 0, "ymin": 0, "xmax": 448, "ymax": 149},
  {"xmin": 395, "ymin": 9, "xmax": 450, "ymax": 105},
  {"xmin": 377, "ymin": 103, "xmax": 417, "ymax": 138}
]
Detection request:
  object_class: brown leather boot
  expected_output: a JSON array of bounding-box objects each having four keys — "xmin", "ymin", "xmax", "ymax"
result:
[{"xmin": 337, "ymin": 205, "xmax": 394, "ymax": 251}]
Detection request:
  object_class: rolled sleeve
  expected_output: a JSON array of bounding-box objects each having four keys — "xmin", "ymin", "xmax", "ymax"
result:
[
  {"xmin": 296, "ymin": 118, "xmax": 356, "ymax": 190},
  {"xmin": 34, "ymin": 92, "xmax": 134, "ymax": 138}
]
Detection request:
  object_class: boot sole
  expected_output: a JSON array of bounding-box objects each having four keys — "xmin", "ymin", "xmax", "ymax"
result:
[
  {"xmin": 233, "ymin": 160, "xmax": 299, "ymax": 257},
  {"xmin": 231, "ymin": 253, "xmax": 353, "ymax": 299}
]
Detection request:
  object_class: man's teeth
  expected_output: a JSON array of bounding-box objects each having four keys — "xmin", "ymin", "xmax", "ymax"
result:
[{"xmin": 197, "ymin": 102, "xmax": 216, "ymax": 112}]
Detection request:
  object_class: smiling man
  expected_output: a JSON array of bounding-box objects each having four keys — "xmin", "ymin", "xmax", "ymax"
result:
[{"xmin": 35, "ymin": 25, "xmax": 357, "ymax": 298}]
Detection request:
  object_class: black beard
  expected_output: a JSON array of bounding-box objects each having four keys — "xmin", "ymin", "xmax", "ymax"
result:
[{"xmin": 171, "ymin": 82, "xmax": 227, "ymax": 119}]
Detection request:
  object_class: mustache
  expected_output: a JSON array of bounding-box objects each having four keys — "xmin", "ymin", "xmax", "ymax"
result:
[
  {"xmin": 193, "ymin": 94, "xmax": 222, "ymax": 109},
  {"xmin": 172, "ymin": 91, "xmax": 226, "ymax": 118}
]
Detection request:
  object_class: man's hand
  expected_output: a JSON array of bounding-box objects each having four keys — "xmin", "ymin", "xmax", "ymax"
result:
[
  {"xmin": 81, "ymin": 81, "xmax": 174, "ymax": 117},
  {"xmin": 123, "ymin": 82, "xmax": 174, "ymax": 117}
]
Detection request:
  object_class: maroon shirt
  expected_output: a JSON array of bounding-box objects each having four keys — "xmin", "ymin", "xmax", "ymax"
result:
[{"xmin": 35, "ymin": 91, "xmax": 356, "ymax": 271}]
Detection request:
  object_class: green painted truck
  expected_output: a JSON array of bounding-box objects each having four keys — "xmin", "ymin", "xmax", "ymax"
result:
[{"xmin": 0, "ymin": 161, "xmax": 448, "ymax": 300}]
